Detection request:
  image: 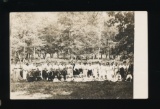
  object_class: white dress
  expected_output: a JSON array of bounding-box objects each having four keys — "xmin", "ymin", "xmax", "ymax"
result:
[
  {"xmin": 101, "ymin": 65, "xmax": 107, "ymax": 78},
  {"xmin": 93, "ymin": 65, "xmax": 98, "ymax": 78},
  {"xmin": 67, "ymin": 65, "xmax": 73, "ymax": 76},
  {"xmin": 109, "ymin": 66, "xmax": 115, "ymax": 81},
  {"xmin": 83, "ymin": 65, "xmax": 88, "ymax": 77},
  {"xmin": 98, "ymin": 65, "xmax": 106, "ymax": 78},
  {"xmin": 114, "ymin": 65, "xmax": 119, "ymax": 76},
  {"xmin": 23, "ymin": 64, "xmax": 28, "ymax": 80}
]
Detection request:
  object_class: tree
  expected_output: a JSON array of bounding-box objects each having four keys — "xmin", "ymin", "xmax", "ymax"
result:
[{"xmin": 106, "ymin": 11, "xmax": 134, "ymax": 59}]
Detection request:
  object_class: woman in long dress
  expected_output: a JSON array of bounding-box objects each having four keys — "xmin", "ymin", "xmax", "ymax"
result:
[
  {"xmin": 67, "ymin": 63, "xmax": 73, "ymax": 77},
  {"xmin": 83, "ymin": 63, "xmax": 88, "ymax": 78},
  {"xmin": 15, "ymin": 62, "xmax": 23, "ymax": 82},
  {"xmin": 106, "ymin": 62, "xmax": 110, "ymax": 81},
  {"xmin": 109, "ymin": 63, "xmax": 115, "ymax": 82},
  {"xmin": 98, "ymin": 63, "xmax": 105, "ymax": 81},
  {"xmin": 92, "ymin": 63, "xmax": 98, "ymax": 79},
  {"xmin": 101, "ymin": 63, "xmax": 107, "ymax": 80},
  {"xmin": 112, "ymin": 62, "xmax": 119, "ymax": 82},
  {"xmin": 22, "ymin": 63, "xmax": 28, "ymax": 80},
  {"xmin": 12, "ymin": 63, "xmax": 17, "ymax": 82}
]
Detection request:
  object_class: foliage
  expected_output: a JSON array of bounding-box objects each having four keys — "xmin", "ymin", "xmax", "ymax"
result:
[{"xmin": 10, "ymin": 12, "xmax": 134, "ymax": 61}]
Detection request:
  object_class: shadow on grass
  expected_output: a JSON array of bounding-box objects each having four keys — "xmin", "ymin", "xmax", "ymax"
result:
[{"xmin": 10, "ymin": 81, "xmax": 133, "ymax": 99}]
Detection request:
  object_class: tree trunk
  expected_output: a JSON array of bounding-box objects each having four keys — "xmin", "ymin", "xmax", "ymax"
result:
[
  {"xmin": 17, "ymin": 52, "xmax": 21, "ymax": 63},
  {"xmin": 62, "ymin": 50, "xmax": 65, "ymax": 59},
  {"xmin": 44, "ymin": 53, "xmax": 46, "ymax": 59},
  {"xmin": 98, "ymin": 47, "xmax": 100, "ymax": 60},
  {"xmin": 38, "ymin": 50, "xmax": 41, "ymax": 57},
  {"xmin": 57, "ymin": 52, "xmax": 59, "ymax": 58},
  {"xmin": 23, "ymin": 46, "xmax": 25, "ymax": 56},
  {"xmin": 33, "ymin": 47, "xmax": 36, "ymax": 59},
  {"xmin": 15, "ymin": 52, "xmax": 16, "ymax": 59},
  {"xmin": 50, "ymin": 53, "xmax": 53, "ymax": 58},
  {"xmin": 101, "ymin": 53, "xmax": 102, "ymax": 59}
]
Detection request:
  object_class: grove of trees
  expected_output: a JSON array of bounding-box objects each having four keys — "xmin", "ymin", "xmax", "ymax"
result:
[{"xmin": 10, "ymin": 11, "xmax": 134, "ymax": 62}]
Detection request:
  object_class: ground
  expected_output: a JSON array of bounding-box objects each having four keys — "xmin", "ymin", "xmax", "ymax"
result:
[{"xmin": 10, "ymin": 80, "xmax": 133, "ymax": 99}]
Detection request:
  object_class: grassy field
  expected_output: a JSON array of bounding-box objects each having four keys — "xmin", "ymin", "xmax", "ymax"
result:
[{"xmin": 10, "ymin": 80, "xmax": 133, "ymax": 99}]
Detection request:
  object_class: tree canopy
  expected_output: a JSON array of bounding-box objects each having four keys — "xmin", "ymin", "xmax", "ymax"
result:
[{"xmin": 10, "ymin": 11, "xmax": 134, "ymax": 62}]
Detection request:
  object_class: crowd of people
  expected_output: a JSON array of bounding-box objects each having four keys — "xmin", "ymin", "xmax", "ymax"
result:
[{"xmin": 11, "ymin": 60, "xmax": 133, "ymax": 83}]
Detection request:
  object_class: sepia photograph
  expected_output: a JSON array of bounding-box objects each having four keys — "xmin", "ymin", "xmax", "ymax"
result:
[{"xmin": 10, "ymin": 11, "xmax": 134, "ymax": 99}]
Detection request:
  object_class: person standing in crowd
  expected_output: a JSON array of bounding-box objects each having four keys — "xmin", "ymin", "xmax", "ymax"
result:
[
  {"xmin": 106, "ymin": 62, "xmax": 112, "ymax": 81},
  {"xmin": 10, "ymin": 62, "xmax": 15, "ymax": 81},
  {"xmin": 42, "ymin": 62, "xmax": 48, "ymax": 80},
  {"xmin": 79, "ymin": 62, "xmax": 83, "ymax": 77},
  {"xmin": 83, "ymin": 63, "xmax": 88, "ymax": 78},
  {"xmin": 113, "ymin": 62, "xmax": 119, "ymax": 77},
  {"xmin": 46, "ymin": 62, "xmax": 52, "ymax": 80},
  {"xmin": 92, "ymin": 62, "xmax": 98, "ymax": 79},
  {"xmin": 87, "ymin": 63, "xmax": 93, "ymax": 77},
  {"xmin": 66, "ymin": 62, "xmax": 73, "ymax": 77},
  {"xmin": 105, "ymin": 62, "xmax": 109, "ymax": 80},
  {"xmin": 119, "ymin": 62, "xmax": 125, "ymax": 81},
  {"xmin": 52, "ymin": 62, "xmax": 56, "ymax": 82},
  {"xmin": 48, "ymin": 68, "xmax": 54, "ymax": 81},
  {"xmin": 125, "ymin": 61, "xmax": 133, "ymax": 82},
  {"xmin": 19, "ymin": 62, "xmax": 23, "ymax": 79},
  {"xmin": 99, "ymin": 63, "xmax": 106, "ymax": 80},
  {"xmin": 31, "ymin": 62, "xmax": 36, "ymax": 81},
  {"xmin": 97, "ymin": 62, "xmax": 105, "ymax": 81},
  {"xmin": 123, "ymin": 62, "xmax": 128, "ymax": 79},
  {"xmin": 59, "ymin": 63, "xmax": 66, "ymax": 81},
  {"xmin": 26, "ymin": 62, "xmax": 35, "ymax": 82},
  {"xmin": 16, "ymin": 61, "xmax": 23, "ymax": 81},
  {"xmin": 34, "ymin": 63, "xmax": 42, "ymax": 81},
  {"xmin": 22, "ymin": 63, "xmax": 29, "ymax": 81},
  {"xmin": 73, "ymin": 62, "xmax": 80, "ymax": 76},
  {"xmin": 110, "ymin": 62, "xmax": 115, "ymax": 82},
  {"xmin": 56, "ymin": 63, "xmax": 62, "ymax": 81},
  {"xmin": 128, "ymin": 61, "xmax": 133, "ymax": 77},
  {"xmin": 12, "ymin": 62, "xmax": 20, "ymax": 82},
  {"xmin": 113, "ymin": 62, "xmax": 119, "ymax": 82},
  {"xmin": 63, "ymin": 63, "xmax": 67, "ymax": 81}
]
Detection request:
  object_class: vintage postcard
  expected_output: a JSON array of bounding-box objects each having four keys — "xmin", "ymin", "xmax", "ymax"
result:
[{"xmin": 9, "ymin": 11, "xmax": 147, "ymax": 99}]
